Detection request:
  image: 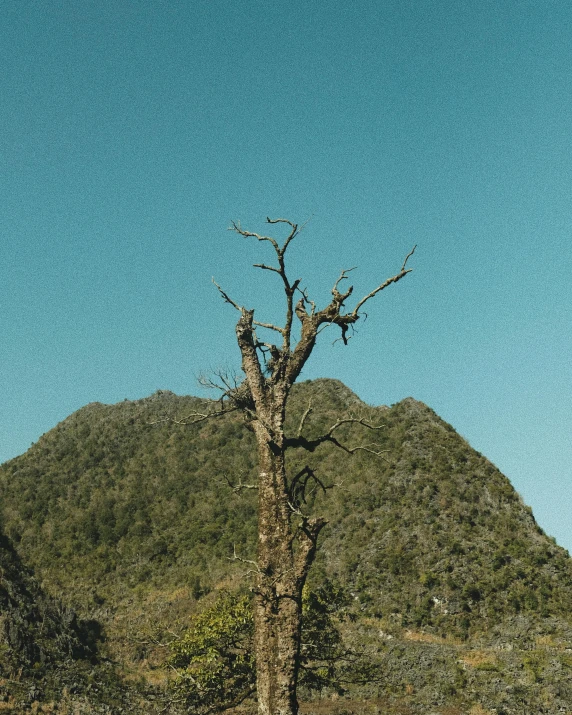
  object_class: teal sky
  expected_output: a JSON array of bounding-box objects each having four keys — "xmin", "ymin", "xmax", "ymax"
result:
[{"xmin": 2, "ymin": 1, "xmax": 571, "ymax": 551}]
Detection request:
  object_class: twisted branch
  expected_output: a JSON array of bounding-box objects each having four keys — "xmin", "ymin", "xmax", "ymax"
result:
[{"xmin": 284, "ymin": 415, "xmax": 386, "ymax": 454}]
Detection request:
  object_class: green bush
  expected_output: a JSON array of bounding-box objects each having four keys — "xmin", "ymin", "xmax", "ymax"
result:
[{"xmin": 169, "ymin": 581, "xmax": 373, "ymax": 711}]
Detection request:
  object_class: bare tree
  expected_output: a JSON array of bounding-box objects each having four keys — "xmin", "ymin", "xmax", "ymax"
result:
[{"xmin": 209, "ymin": 218, "xmax": 415, "ymax": 715}]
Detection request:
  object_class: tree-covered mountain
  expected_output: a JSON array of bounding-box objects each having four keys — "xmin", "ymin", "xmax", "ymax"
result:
[{"xmin": 1, "ymin": 379, "xmax": 572, "ymax": 713}]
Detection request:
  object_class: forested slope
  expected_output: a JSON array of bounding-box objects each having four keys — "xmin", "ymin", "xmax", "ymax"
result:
[{"xmin": 1, "ymin": 379, "xmax": 572, "ymax": 713}]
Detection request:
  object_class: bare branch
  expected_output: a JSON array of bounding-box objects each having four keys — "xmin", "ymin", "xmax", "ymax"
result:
[
  {"xmin": 253, "ymin": 320, "xmax": 285, "ymax": 334},
  {"xmin": 254, "ymin": 262, "xmax": 282, "ymax": 274},
  {"xmin": 285, "ymin": 415, "xmax": 385, "ymax": 452},
  {"xmin": 148, "ymin": 405, "xmax": 239, "ymax": 426},
  {"xmin": 400, "ymin": 243, "xmax": 417, "ymax": 271},
  {"xmin": 294, "ymin": 296, "xmax": 309, "ymax": 323},
  {"xmin": 227, "ymin": 544, "xmax": 263, "ymax": 576},
  {"xmin": 334, "ymin": 442, "xmax": 390, "ymax": 460},
  {"xmin": 326, "ymin": 416, "xmax": 380, "ymax": 436},
  {"xmin": 255, "ymin": 340, "xmax": 279, "ymax": 355},
  {"xmin": 287, "ymin": 242, "xmax": 416, "ymax": 378},
  {"xmin": 198, "ymin": 368, "xmax": 240, "ymax": 394},
  {"xmin": 287, "ymin": 500, "xmax": 306, "ymax": 518},
  {"xmin": 295, "ymin": 514, "xmax": 328, "ymax": 579},
  {"xmin": 332, "ymin": 321, "xmax": 358, "ymax": 346},
  {"xmin": 287, "ymin": 465, "xmax": 338, "ymax": 516},
  {"xmin": 264, "ymin": 217, "xmax": 300, "ymax": 254},
  {"xmin": 297, "ymin": 401, "xmax": 313, "ymax": 437},
  {"xmin": 212, "ymin": 277, "xmax": 242, "ymax": 311},
  {"xmin": 229, "ymin": 220, "xmax": 280, "ymax": 251},
  {"xmin": 265, "ymin": 217, "xmax": 297, "ymax": 228},
  {"xmin": 332, "ymin": 267, "xmax": 357, "ymax": 295},
  {"xmin": 297, "ymin": 286, "xmax": 316, "ymax": 316},
  {"xmin": 220, "ymin": 473, "xmax": 258, "ymax": 493},
  {"xmin": 229, "ymin": 218, "xmax": 306, "ymax": 354},
  {"xmin": 351, "ymin": 245, "xmax": 416, "ymax": 316}
]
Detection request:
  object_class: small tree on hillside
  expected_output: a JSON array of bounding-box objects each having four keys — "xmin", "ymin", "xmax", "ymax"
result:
[{"xmin": 184, "ymin": 218, "xmax": 414, "ymax": 715}]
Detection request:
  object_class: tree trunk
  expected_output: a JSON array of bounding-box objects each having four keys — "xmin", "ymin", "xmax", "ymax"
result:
[{"xmin": 253, "ymin": 422, "xmax": 306, "ymax": 715}]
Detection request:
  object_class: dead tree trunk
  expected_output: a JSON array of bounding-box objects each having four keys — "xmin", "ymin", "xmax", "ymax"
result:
[{"xmin": 213, "ymin": 218, "xmax": 415, "ymax": 715}]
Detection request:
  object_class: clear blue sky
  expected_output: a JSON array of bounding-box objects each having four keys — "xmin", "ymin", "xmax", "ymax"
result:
[{"xmin": 2, "ymin": 1, "xmax": 571, "ymax": 551}]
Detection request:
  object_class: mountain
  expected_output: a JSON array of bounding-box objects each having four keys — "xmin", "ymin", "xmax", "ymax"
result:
[
  {"xmin": 1, "ymin": 379, "xmax": 572, "ymax": 713},
  {"xmin": 0, "ymin": 525, "xmax": 133, "ymax": 712}
]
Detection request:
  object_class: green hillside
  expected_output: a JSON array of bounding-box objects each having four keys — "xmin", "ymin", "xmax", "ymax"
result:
[
  {"xmin": 0, "ymin": 526, "xmax": 133, "ymax": 712},
  {"xmin": 1, "ymin": 379, "xmax": 572, "ymax": 713}
]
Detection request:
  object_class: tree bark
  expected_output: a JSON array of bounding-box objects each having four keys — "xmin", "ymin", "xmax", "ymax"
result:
[{"xmin": 252, "ymin": 417, "xmax": 324, "ymax": 715}]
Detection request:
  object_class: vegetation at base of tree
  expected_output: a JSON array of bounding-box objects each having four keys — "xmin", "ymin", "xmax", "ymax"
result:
[
  {"xmin": 169, "ymin": 591, "xmax": 255, "ymax": 712},
  {"xmin": 1, "ymin": 379, "xmax": 572, "ymax": 712},
  {"xmin": 169, "ymin": 582, "xmax": 378, "ymax": 713}
]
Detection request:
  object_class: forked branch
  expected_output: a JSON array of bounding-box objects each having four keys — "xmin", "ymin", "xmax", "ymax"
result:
[
  {"xmin": 227, "ymin": 544, "xmax": 265, "ymax": 579},
  {"xmin": 288, "ymin": 465, "xmax": 330, "ymax": 512},
  {"xmin": 212, "ymin": 277, "xmax": 284, "ymax": 335},
  {"xmin": 351, "ymin": 244, "xmax": 416, "ymax": 316},
  {"xmin": 228, "ymin": 218, "xmax": 305, "ymax": 353},
  {"xmin": 220, "ymin": 473, "xmax": 259, "ymax": 493},
  {"xmin": 284, "ymin": 415, "xmax": 386, "ymax": 454},
  {"xmin": 287, "ymin": 243, "xmax": 416, "ymax": 382}
]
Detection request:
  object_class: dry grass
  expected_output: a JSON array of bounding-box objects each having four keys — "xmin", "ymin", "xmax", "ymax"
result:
[
  {"xmin": 403, "ymin": 629, "xmax": 450, "ymax": 645},
  {"xmin": 298, "ymin": 698, "xmax": 416, "ymax": 714},
  {"xmin": 458, "ymin": 650, "xmax": 498, "ymax": 669},
  {"xmin": 219, "ymin": 698, "xmax": 417, "ymax": 715},
  {"xmin": 535, "ymin": 633, "xmax": 565, "ymax": 649},
  {"xmin": 468, "ymin": 705, "xmax": 493, "ymax": 715}
]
